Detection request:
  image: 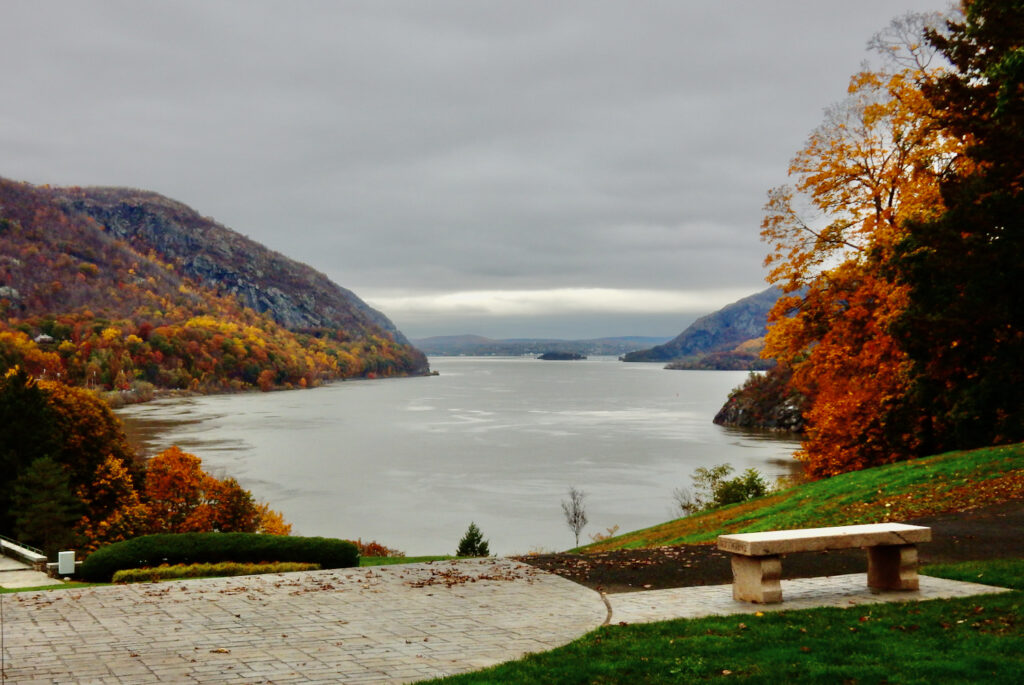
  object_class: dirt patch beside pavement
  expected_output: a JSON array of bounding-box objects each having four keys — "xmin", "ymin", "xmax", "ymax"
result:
[{"xmin": 516, "ymin": 500, "xmax": 1024, "ymax": 593}]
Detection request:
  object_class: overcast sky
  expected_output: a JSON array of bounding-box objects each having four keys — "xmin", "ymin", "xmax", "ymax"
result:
[{"xmin": 2, "ymin": 1, "xmax": 948, "ymax": 339}]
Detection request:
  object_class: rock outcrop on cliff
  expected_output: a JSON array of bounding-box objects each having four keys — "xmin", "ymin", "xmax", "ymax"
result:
[
  {"xmin": 713, "ymin": 364, "xmax": 806, "ymax": 433},
  {"xmin": 56, "ymin": 186, "xmax": 409, "ymax": 344}
]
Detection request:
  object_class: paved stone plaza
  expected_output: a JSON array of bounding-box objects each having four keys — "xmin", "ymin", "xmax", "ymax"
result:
[{"xmin": 0, "ymin": 558, "xmax": 1009, "ymax": 684}]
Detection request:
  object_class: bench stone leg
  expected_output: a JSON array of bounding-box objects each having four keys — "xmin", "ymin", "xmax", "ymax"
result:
[
  {"xmin": 730, "ymin": 554, "xmax": 782, "ymax": 603},
  {"xmin": 867, "ymin": 544, "xmax": 919, "ymax": 591}
]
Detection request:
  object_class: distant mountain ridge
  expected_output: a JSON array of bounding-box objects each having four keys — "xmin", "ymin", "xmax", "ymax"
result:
[
  {"xmin": 414, "ymin": 335, "xmax": 671, "ymax": 357},
  {"xmin": 621, "ymin": 287, "xmax": 784, "ymax": 363}
]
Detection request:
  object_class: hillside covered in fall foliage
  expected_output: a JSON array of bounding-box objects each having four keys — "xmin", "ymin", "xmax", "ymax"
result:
[{"xmin": 0, "ymin": 177, "xmax": 428, "ymax": 395}]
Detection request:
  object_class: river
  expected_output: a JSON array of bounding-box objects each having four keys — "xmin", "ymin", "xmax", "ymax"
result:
[{"xmin": 118, "ymin": 356, "xmax": 800, "ymax": 555}]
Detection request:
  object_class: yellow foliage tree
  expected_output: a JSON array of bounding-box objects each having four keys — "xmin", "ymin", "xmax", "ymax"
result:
[
  {"xmin": 761, "ymin": 62, "xmax": 961, "ymax": 476},
  {"xmin": 76, "ymin": 455, "xmax": 147, "ymax": 553}
]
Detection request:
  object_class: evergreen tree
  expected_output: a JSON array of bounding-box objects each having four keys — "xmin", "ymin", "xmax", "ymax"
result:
[
  {"xmin": 0, "ymin": 369, "xmax": 61, "ymax": 533},
  {"xmin": 12, "ymin": 457, "xmax": 83, "ymax": 558},
  {"xmin": 456, "ymin": 522, "xmax": 490, "ymax": 557},
  {"xmin": 893, "ymin": 0, "xmax": 1024, "ymax": 453}
]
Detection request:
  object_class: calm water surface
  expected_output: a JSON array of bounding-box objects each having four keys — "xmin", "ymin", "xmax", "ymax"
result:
[{"xmin": 118, "ymin": 357, "xmax": 799, "ymax": 555}]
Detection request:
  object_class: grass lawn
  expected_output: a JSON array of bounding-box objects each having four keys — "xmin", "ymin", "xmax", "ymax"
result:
[
  {"xmin": 361, "ymin": 555, "xmax": 453, "ymax": 567},
  {"xmin": 425, "ymin": 559, "xmax": 1024, "ymax": 684},
  {"xmin": 582, "ymin": 443, "xmax": 1024, "ymax": 551},
  {"xmin": 0, "ymin": 581, "xmax": 106, "ymax": 593}
]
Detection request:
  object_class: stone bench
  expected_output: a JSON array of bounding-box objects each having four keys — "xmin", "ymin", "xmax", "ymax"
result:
[{"xmin": 717, "ymin": 523, "xmax": 932, "ymax": 603}]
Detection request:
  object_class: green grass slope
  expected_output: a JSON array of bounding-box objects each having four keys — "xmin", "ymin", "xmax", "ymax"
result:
[
  {"xmin": 427, "ymin": 559, "xmax": 1024, "ymax": 684},
  {"xmin": 583, "ymin": 443, "xmax": 1024, "ymax": 552}
]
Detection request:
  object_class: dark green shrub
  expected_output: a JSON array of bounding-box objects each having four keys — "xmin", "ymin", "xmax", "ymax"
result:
[
  {"xmin": 79, "ymin": 533, "xmax": 358, "ymax": 582},
  {"xmin": 456, "ymin": 522, "xmax": 490, "ymax": 557},
  {"xmin": 712, "ymin": 468, "xmax": 769, "ymax": 507},
  {"xmin": 673, "ymin": 464, "xmax": 770, "ymax": 515}
]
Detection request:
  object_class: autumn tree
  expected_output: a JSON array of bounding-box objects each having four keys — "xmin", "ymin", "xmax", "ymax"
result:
[
  {"xmin": 0, "ymin": 367, "xmax": 140, "ymax": 536},
  {"xmin": 76, "ymin": 455, "xmax": 148, "ymax": 553},
  {"xmin": 141, "ymin": 446, "xmax": 219, "ymax": 533},
  {"xmin": 0, "ymin": 367, "xmax": 289, "ymax": 548},
  {"xmin": 38, "ymin": 378, "xmax": 139, "ymax": 487},
  {"xmin": 205, "ymin": 477, "xmax": 260, "ymax": 532},
  {"xmin": 892, "ymin": 0, "xmax": 1024, "ymax": 455},
  {"xmin": 760, "ymin": 20, "xmax": 961, "ymax": 475},
  {"xmin": 140, "ymin": 445, "xmax": 287, "ymax": 535},
  {"xmin": 254, "ymin": 503, "xmax": 293, "ymax": 535}
]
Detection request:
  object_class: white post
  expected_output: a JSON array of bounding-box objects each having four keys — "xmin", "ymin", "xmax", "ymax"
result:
[{"xmin": 58, "ymin": 550, "xmax": 76, "ymax": 576}]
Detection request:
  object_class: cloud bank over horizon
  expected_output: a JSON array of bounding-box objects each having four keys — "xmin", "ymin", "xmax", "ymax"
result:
[
  {"xmin": 365, "ymin": 286, "xmax": 756, "ymax": 339},
  {"xmin": 2, "ymin": 0, "xmax": 945, "ymax": 338}
]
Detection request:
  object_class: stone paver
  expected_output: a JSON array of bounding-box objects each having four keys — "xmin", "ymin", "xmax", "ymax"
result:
[
  {"xmin": 0, "ymin": 560, "xmax": 1010, "ymax": 684},
  {"xmin": 607, "ymin": 572, "xmax": 1010, "ymax": 624},
  {"xmin": 1, "ymin": 559, "xmax": 605, "ymax": 684}
]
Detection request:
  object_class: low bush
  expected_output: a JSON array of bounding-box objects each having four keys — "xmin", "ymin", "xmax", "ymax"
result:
[
  {"xmin": 347, "ymin": 538, "xmax": 405, "ymax": 557},
  {"xmin": 112, "ymin": 561, "xmax": 319, "ymax": 583},
  {"xmin": 80, "ymin": 533, "xmax": 358, "ymax": 582},
  {"xmin": 673, "ymin": 464, "xmax": 770, "ymax": 516}
]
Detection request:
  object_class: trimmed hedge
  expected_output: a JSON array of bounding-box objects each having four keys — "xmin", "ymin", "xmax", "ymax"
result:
[
  {"xmin": 80, "ymin": 533, "xmax": 359, "ymax": 582},
  {"xmin": 112, "ymin": 561, "xmax": 320, "ymax": 583}
]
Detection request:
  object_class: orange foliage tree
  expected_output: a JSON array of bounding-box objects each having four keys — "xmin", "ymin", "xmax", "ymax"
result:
[
  {"xmin": 1, "ymin": 367, "xmax": 291, "ymax": 549},
  {"xmin": 141, "ymin": 445, "xmax": 289, "ymax": 535},
  {"xmin": 142, "ymin": 446, "xmax": 223, "ymax": 533},
  {"xmin": 76, "ymin": 455, "xmax": 148, "ymax": 553},
  {"xmin": 761, "ymin": 47, "xmax": 962, "ymax": 475}
]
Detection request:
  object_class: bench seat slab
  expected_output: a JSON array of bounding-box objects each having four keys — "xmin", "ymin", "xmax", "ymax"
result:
[
  {"xmin": 730, "ymin": 554, "xmax": 782, "ymax": 603},
  {"xmin": 717, "ymin": 523, "xmax": 931, "ymax": 556}
]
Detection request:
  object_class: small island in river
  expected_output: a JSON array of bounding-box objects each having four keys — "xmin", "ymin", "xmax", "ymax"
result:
[{"xmin": 537, "ymin": 351, "xmax": 587, "ymax": 360}]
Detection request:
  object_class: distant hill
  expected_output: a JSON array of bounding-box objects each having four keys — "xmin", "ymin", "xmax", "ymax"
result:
[
  {"xmin": 0, "ymin": 177, "xmax": 427, "ymax": 394},
  {"xmin": 414, "ymin": 335, "xmax": 671, "ymax": 357},
  {"xmin": 621, "ymin": 287, "xmax": 784, "ymax": 364},
  {"xmin": 664, "ymin": 337, "xmax": 773, "ymax": 371}
]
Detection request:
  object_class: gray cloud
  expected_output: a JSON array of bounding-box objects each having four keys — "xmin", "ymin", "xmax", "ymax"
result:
[{"xmin": 2, "ymin": 0, "xmax": 945, "ymax": 337}]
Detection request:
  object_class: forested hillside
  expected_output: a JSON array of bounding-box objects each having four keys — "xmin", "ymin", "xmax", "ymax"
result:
[{"xmin": 0, "ymin": 178, "xmax": 428, "ymax": 395}]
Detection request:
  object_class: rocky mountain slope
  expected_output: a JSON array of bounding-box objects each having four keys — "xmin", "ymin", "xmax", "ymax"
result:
[
  {"xmin": 0, "ymin": 177, "xmax": 427, "ymax": 391},
  {"xmin": 56, "ymin": 186, "xmax": 408, "ymax": 343},
  {"xmin": 621, "ymin": 287, "xmax": 784, "ymax": 363}
]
